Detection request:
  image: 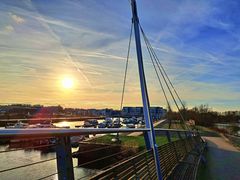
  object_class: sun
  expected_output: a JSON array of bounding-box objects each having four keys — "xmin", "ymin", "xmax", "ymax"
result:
[{"xmin": 61, "ymin": 77, "xmax": 74, "ymax": 89}]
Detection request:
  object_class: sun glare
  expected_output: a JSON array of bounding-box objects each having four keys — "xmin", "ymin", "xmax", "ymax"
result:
[{"xmin": 62, "ymin": 77, "xmax": 74, "ymax": 89}]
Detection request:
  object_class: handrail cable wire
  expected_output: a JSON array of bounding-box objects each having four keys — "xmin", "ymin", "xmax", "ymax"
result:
[
  {"xmin": 0, "ymin": 144, "xmax": 56, "ymax": 154},
  {"xmin": 77, "ymin": 149, "xmax": 129, "ymax": 167},
  {"xmin": 38, "ymin": 149, "xmax": 129, "ymax": 180},
  {"xmin": 0, "ymin": 157, "xmax": 56, "ymax": 174},
  {"xmin": 139, "ymin": 24, "xmax": 188, "ymax": 130},
  {"xmin": 37, "ymin": 172, "xmax": 58, "ymax": 180},
  {"xmin": 72, "ymin": 145, "xmax": 114, "ymax": 156}
]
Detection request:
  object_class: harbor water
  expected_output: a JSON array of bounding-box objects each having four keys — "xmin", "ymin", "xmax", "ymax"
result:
[{"xmin": 0, "ymin": 121, "xmax": 101, "ymax": 180}]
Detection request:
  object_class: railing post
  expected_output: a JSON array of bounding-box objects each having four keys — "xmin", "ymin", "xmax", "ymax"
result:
[
  {"xmin": 177, "ymin": 131, "xmax": 188, "ymax": 153},
  {"xmin": 184, "ymin": 131, "xmax": 188, "ymax": 139},
  {"xmin": 166, "ymin": 131, "xmax": 171, "ymax": 143},
  {"xmin": 177, "ymin": 131, "xmax": 182, "ymax": 139},
  {"xmin": 56, "ymin": 137, "xmax": 74, "ymax": 180}
]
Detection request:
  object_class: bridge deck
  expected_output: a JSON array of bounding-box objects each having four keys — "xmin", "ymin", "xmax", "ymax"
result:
[{"xmin": 199, "ymin": 134, "xmax": 240, "ymax": 180}]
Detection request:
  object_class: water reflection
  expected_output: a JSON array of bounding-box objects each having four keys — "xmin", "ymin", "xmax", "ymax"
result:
[{"xmin": 0, "ymin": 120, "xmax": 102, "ymax": 180}]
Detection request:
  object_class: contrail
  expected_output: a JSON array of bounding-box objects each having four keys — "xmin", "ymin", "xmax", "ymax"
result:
[
  {"xmin": 24, "ymin": 1, "xmax": 92, "ymax": 87},
  {"xmin": 0, "ymin": 46, "xmax": 126, "ymax": 61}
]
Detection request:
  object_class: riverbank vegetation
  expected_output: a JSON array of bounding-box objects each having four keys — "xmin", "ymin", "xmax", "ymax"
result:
[
  {"xmin": 168, "ymin": 104, "xmax": 239, "ymax": 134},
  {"xmin": 89, "ymin": 135, "xmax": 177, "ymax": 151}
]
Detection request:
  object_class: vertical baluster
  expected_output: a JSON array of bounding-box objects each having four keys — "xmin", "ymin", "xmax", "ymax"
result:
[
  {"xmin": 177, "ymin": 131, "xmax": 188, "ymax": 154},
  {"xmin": 56, "ymin": 137, "xmax": 74, "ymax": 180},
  {"xmin": 166, "ymin": 131, "xmax": 171, "ymax": 143}
]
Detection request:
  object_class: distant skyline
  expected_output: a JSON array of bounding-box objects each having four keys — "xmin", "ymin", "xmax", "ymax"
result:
[{"xmin": 0, "ymin": 0, "xmax": 240, "ymax": 111}]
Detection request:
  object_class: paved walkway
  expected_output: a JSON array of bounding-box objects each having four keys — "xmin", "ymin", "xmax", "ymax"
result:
[
  {"xmin": 127, "ymin": 119, "xmax": 166, "ymax": 136},
  {"xmin": 199, "ymin": 136, "xmax": 240, "ymax": 180}
]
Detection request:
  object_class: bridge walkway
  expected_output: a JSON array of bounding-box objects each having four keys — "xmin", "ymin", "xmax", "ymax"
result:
[
  {"xmin": 198, "ymin": 131, "xmax": 240, "ymax": 180},
  {"xmin": 127, "ymin": 119, "xmax": 167, "ymax": 136}
]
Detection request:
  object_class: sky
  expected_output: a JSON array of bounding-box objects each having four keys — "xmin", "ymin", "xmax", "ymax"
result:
[{"xmin": 0, "ymin": 0, "xmax": 239, "ymax": 111}]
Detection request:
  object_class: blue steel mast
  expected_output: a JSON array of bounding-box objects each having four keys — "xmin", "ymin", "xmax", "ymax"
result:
[{"xmin": 130, "ymin": 0, "xmax": 163, "ymax": 179}]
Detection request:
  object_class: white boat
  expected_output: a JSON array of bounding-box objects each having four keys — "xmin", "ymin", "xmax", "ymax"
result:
[
  {"xmin": 126, "ymin": 124, "xmax": 135, "ymax": 128},
  {"xmin": 105, "ymin": 117, "xmax": 113, "ymax": 123},
  {"xmin": 123, "ymin": 117, "xmax": 138, "ymax": 124},
  {"xmin": 98, "ymin": 122, "xmax": 107, "ymax": 128},
  {"xmin": 5, "ymin": 120, "xmax": 57, "ymax": 129},
  {"xmin": 103, "ymin": 117, "xmax": 113, "ymax": 128},
  {"xmin": 5, "ymin": 120, "xmax": 29, "ymax": 129},
  {"xmin": 36, "ymin": 120, "xmax": 57, "ymax": 128},
  {"xmin": 112, "ymin": 118, "xmax": 122, "ymax": 128},
  {"xmin": 70, "ymin": 136, "xmax": 86, "ymax": 147},
  {"xmin": 83, "ymin": 119, "xmax": 98, "ymax": 128}
]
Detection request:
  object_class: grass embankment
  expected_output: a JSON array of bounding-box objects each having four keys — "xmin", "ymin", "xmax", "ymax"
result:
[
  {"xmin": 195, "ymin": 126, "xmax": 240, "ymax": 148},
  {"xmin": 89, "ymin": 135, "xmax": 178, "ymax": 151},
  {"xmin": 194, "ymin": 126, "xmax": 220, "ymax": 137},
  {"xmin": 157, "ymin": 122, "xmax": 187, "ymax": 129},
  {"xmin": 158, "ymin": 123, "xmax": 221, "ymax": 137}
]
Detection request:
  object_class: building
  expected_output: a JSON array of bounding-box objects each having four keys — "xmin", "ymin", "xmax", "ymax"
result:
[{"xmin": 122, "ymin": 106, "xmax": 166, "ymax": 120}]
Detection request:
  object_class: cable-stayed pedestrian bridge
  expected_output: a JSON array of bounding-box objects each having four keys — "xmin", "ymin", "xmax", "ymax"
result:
[
  {"xmin": 0, "ymin": 0, "xmax": 213, "ymax": 179},
  {"xmin": 0, "ymin": 127, "xmax": 206, "ymax": 180}
]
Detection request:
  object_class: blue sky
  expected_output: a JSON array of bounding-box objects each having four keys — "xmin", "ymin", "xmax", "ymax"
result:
[{"xmin": 0, "ymin": 0, "xmax": 239, "ymax": 111}]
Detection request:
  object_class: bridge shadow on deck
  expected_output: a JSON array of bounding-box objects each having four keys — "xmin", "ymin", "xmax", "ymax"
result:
[{"xmin": 197, "ymin": 137, "xmax": 240, "ymax": 180}]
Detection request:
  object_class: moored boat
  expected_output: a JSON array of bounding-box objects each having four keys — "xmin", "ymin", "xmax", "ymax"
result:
[
  {"xmin": 5, "ymin": 120, "xmax": 29, "ymax": 129},
  {"xmin": 82, "ymin": 119, "xmax": 98, "ymax": 128}
]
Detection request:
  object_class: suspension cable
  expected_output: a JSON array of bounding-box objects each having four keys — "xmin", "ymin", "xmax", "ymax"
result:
[
  {"xmin": 139, "ymin": 25, "xmax": 185, "ymax": 109},
  {"xmin": 120, "ymin": 22, "xmax": 133, "ymax": 111},
  {"xmin": 115, "ymin": 21, "xmax": 133, "ymax": 139},
  {"xmin": 140, "ymin": 31, "xmax": 173, "ymax": 128},
  {"xmin": 140, "ymin": 30, "xmax": 171, "ymax": 110},
  {"xmin": 139, "ymin": 24, "xmax": 188, "ymax": 129},
  {"xmin": 143, "ymin": 33, "xmax": 186, "ymax": 129}
]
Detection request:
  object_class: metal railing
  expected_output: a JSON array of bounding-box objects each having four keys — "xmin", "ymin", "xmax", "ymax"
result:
[{"xmin": 0, "ymin": 127, "xmax": 199, "ymax": 180}]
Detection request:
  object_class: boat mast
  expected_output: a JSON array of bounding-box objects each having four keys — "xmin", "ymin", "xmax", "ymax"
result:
[{"xmin": 130, "ymin": 0, "xmax": 163, "ymax": 179}]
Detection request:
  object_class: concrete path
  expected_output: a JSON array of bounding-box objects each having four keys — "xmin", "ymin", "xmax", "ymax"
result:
[
  {"xmin": 199, "ymin": 136, "xmax": 240, "ymax": 180},
  {"xmin": 127, "ymin": 119, "xmax": 166, "ymax": 136}
]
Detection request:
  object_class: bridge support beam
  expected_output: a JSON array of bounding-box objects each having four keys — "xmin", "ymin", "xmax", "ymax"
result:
[
  {"xmin": 131, "ymin": 0, "xmax": 163, "ymax": 179},
  {"xmin": 56, "ymin": 137, "xmax": 74, "ymax": 180}
]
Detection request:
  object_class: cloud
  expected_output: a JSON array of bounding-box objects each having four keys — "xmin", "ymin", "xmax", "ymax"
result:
[
  {"xmin": 9, "ymin": 13, "xmax": 25, "ymax": 24},
  {"xmin": 0, "ymin": 0, "xmax": 239, "ymax": 110},
  {"xmin": 4, "ymin": 25, "xmax": 14, "ymax": 33}
]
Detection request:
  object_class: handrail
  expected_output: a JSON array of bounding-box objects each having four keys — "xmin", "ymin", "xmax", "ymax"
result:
[
  {"xmin": 90, "ymin": 135, "xmax": 205, "ymax": 180},
  {"xmin": 0, "ymin": 128, "xmax": 194, "ymax": 139},
  {"xmin": 0, "ymin": 127, "xmax": 199, "ymax": 180},
  {"xmin": 90, "ymin": 149, "xmax": 153, "ymax": 179},
  {"xmin": 0, "ymin": 157, "xmax": 56, "ymax": 173},
  {"xmin": 0, "ymin": 128, "xmax": 149, "ymax": 139}
]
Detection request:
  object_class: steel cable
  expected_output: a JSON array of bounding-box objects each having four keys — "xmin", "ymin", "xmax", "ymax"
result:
[
  {"xmin": 0, "ymin": 144, "xmax": 56, "ymax": 154},
  {"xmin": 38, "ymin": 149, "xmax": 129, "ymax": 179},
  {"xmin": 120, "ymin": 22, "xmax": 133, "ymax": 111},
  {"xmin": 0, "ymin": 157, "xmax": 56, "ymax": 174},
  {"xmin": 139, "ymin": 24, "xmax": 188, "ymax": 130}
]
